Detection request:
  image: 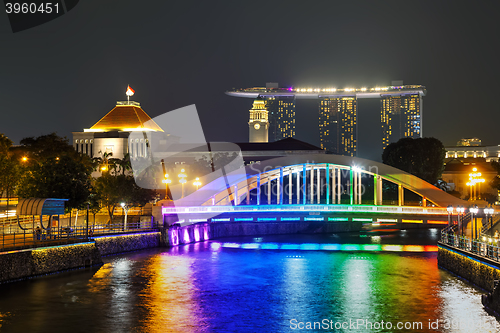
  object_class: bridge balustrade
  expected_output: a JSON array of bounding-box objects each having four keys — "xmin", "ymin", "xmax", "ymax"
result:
[{"xmin": 440, "ymin": 228, "xmax": 500, "ymax": 262}]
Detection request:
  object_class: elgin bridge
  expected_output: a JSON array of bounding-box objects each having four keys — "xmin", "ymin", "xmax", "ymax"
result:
[{"xmin": 162, "ymin": 154, "xmax": 466, "ymax": 246}]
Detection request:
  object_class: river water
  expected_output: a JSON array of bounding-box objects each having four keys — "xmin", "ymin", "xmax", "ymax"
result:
[{"xmin": 0, "ymin": 229, "xmax": 499, "ymax": 332}]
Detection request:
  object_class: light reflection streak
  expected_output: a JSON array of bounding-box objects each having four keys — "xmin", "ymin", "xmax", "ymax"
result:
[
  {"xmin": 210, "ymin": 242, "xmax": 438, "ymax": 252},
  {"xmin": 137, "ymin": 254, "xmax": 203, "ymax": 332}
]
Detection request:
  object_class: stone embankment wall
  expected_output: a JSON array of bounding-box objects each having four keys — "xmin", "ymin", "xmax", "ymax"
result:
[
  {"xmin": 94, "ymin": 232, "xmax": 161, "ymax": 256},
  {"xmin": 437, "ymin": 243, "xmax": 500, "ymax": 291},
  {"xmin": 438, "ymin": 243, "xmax": 500, "ymax": 315},
  {"xmin": 0, "ymin": 242, "xmax": 101, "ymax": 283},
  {"xmin": 0, "ymin": 231, "xmax": 164, "ymax": 284}
]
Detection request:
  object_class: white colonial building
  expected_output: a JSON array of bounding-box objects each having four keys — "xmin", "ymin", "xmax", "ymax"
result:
[{"xmin": 72, "ymin": 101, "xmax": 163, "ymax": 161}]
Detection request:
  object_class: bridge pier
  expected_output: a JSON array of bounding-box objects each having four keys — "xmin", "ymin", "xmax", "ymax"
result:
[
  {"xmin": 326, "ymin": 164, "xmax": 330, "ymax": 205},
  {"xmin": 375, "ymin": 175, "xmax": 383, "ymax": 205},
  {"xmin": 398, "ymin": 184, "xmax": 404, "ymax": 206},
  {"xmin": 310, "ymin": 165, "xmax": 314, "ymax": 204},
  {"xmin": 257, "ymin": 175, "xmax": 261, "ymax": 205},
  {"xmin": 302, "ymin": 164, "xmax": 306, "ymax": 205},
  {"xmin": 316, "ymin": 167, "xmax": 319, "ymax": 204},
  {"xmin": 337, "ymin": 168, "xmax": 341, "ymax": 204}
]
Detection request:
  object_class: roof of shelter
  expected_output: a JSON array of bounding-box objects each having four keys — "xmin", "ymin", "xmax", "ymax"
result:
[{"xmin": 16, "ymin": 198, "xmax": 68, "ymax": 216}]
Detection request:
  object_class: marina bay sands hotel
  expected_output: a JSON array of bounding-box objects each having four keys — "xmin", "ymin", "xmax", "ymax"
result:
[{"xmin": 226, "ymin": 81, "xmax": 426, "ymax": 156}]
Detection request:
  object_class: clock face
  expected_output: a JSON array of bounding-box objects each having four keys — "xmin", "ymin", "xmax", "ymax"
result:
[{"xmin": 254, "ymin": 123, "xmax": 260, "ymax": 130}]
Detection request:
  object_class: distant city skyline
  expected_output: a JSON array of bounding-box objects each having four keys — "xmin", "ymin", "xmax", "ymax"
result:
[
  {"xmin": 229, "ymin": 83, "xmax": 425, "ymax": 157},
  {"xmin": 1, "ymin": 1, "xmax": 499, "ymax": 154}
]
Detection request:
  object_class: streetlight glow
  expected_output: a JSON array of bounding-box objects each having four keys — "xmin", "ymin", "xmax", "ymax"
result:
[
  {"xmin": 193, "ymin": 177, "xmax": 202, "ymax": 190},
  {"xmin": 178, "ymin": 168, "xmax": 188, "ymax": 198}
]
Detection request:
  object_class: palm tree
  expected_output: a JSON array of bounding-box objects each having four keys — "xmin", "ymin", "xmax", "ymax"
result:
[
  {"xmin": 112, "ymin": 153, "xmax": 132, "ymax": 175},
  {"xmin": 92, "ymin": 151, "xmax": 115, "ymax": 173}
]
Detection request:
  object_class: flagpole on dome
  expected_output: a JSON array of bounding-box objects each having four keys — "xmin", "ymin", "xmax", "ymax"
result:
[{"xmin": 126, "ymin": 85, "xmax": 135, "ymax": 105}]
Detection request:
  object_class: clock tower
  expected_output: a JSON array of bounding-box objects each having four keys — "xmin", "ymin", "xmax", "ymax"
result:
[{"xmin": 248, "ymin": 97, "xmax": 269, "ymax": 143}]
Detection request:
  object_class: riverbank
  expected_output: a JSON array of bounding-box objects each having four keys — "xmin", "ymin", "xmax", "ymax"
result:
[
  {"xmin": 438, "ymin": 242, "xmax": 500, "ymax": 316},
  {"xmin": 0, "ymin": 231, "xmax": 164, "ymax": 284}
]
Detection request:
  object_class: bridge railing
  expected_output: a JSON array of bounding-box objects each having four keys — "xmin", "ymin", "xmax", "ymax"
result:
[
  {"xmin": 440, "ymin": 229, "xmax": 500, "ymax": 262},
  {"xmin": 164, "ymin": 204, "xmax": 449, "ymax": 215},
  {"xmin": 0, "ymin": 222, "xmax": 162, "ymax": 252}
]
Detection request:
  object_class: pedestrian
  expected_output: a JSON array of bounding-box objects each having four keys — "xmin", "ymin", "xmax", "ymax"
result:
[{"xmin": 35, "ymin": 226, "xmax": 41, "ymax": 241}]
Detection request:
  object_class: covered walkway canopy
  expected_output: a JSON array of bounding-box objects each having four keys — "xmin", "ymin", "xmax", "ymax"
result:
[
  {"xmin": 16, "ymin": 198, "xmax": 68, "ymax": 230},
  {"xmin": 16, "ymin": 198, "xmax": 67, "ymax": 216}
]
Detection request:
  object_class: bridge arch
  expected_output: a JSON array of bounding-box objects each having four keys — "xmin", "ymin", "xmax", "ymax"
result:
[{"xmin": 175, "ymin": 154, "xmax": 464, "ymax": 208}]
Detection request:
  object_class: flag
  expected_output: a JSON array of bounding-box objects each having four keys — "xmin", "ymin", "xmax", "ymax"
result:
[{"xmin": 126, "ymin": 85, "xmax": 135, "ymax": 96}]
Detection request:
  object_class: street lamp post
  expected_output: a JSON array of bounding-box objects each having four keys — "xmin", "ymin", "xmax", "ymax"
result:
[
  {"xmin": 470, "ymin": 205, "xmax": 479, "ymax": 239},
  {"xmin": 120, "ymin": 202, "xmax": 129, "ymax": 231},
  {"xmin": 447, "ymin": 205, "xmax": 454, "ymax": 227},
  {"xmin": 162, "ymin": 174, "xmax": 172, "ymax": 200},
  {"xmin": 457, "ymin": 206, "xmax": 465, "ymax": 236},
  {"xmin": 178, "ymin": 169, "xmax": 187, "ymax": 198},
  {"xmin": 193, "ymin": 177, "xmax": 202, "ymax": 191},
  {"xmin": 484, "ymin": 206, "xmax": 495, "ymax": 237},
  {"xmin": 467, "ymin": 167, "xmax": 485, "ymax": 201}
]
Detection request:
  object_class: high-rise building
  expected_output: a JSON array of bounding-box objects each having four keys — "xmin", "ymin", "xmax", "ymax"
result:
[
  {"xmin": 381, "ymin": 93, "xmax": 422, "ymax": 148},
  {"xmin": 248, "ymin": 98, "xmax": 269, "ymax": 143},
  {"xmin": 266, "ymin": 96, "xmax": 296, "ymax": 141},
  {"xmin": 227, "ymin": 83, "xmax": 425, "ymax": 156},
  {"xmin": 319, "ymin": 97, "xmax": 357, "ymax": 156}
]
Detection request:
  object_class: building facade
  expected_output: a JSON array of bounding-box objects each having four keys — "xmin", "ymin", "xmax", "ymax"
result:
[
  {"xmin": 456, "ymin": 137, "xmax": 482, "ymax": 147},
  {"xmin": 72, "ymin": 101, "xmax": 163, "ymax": 162},
  {"xmin": 265, "ymin": 96, "xmax": 296, "ymax": 142},
  {"xmin": 319, "ymin": 97, "xmax": 357, "ymax": 156},
  {"xmin": 248, "ymin": 98, "xmax": 269, "ymax": 143},
  {"xmin": 442, "ymin": 159, "xmax": 498, "ymax": 201},
  {"xmin": 380, "ymin": 93, "xmax": 422, "ymax": 149},
  {"xmin": 445, "ymin": 144, "xmax": 500, "ymax": 163},
  {"xmin": 227, "ymin": 82, "xmax": 426, "ymax": 157}
]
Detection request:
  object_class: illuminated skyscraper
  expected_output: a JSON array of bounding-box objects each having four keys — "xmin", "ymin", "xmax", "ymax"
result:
[
  {"xmin": 266, "ymin": 96, "xmax": 296, "ymax": 141},
  {"xmin": 319, "ymin": 97, "xmax": 357, "ymax": 156},
  {"xmin": 381, "ymin": 93, "xmax": 422, "ymax": 148},
  {"xmin": 248, "ymin": 98, "xmax": 269, "ymax": 143},
  {"xmin": 227, "ymin": 82, "xmax": 425, "ymax": 155}
]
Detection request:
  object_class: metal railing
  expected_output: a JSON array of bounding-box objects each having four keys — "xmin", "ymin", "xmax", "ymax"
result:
[
  {"xmin": 1, "ymin": 221, "xmax": 161, "ymax": 252},
  {"xmin": 440, "ymin": 228, "xmax": 500, "ymax": 262},
  {"xmin": 164, "ymin": 203, "xmax": 449, "ymax": 215},
  {"xmin": 481, "ymin": 214, "xmax": 500, "ymax": 235}
]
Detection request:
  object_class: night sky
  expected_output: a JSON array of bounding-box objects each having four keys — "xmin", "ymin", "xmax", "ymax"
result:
[{"xmin": 1, "ymin": 1, "xmax": 499, "ymax": 161}]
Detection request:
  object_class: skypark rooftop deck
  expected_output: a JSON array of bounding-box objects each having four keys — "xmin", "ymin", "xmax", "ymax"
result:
[{"xmin": 226, "ymin": 84, "xmax": 426, "ymax": 99}]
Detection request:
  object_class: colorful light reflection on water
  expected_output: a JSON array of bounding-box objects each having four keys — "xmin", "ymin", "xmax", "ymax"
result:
[
  {"xmin": 0, "ymin": 230, "xmax": 498, "ymax": 332},
  {"xmin": 211, "ymin": 242, "xmax": 438, "ymax": 252}
]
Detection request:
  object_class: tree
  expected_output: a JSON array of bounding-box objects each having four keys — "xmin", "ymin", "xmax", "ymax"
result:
[
  {"xmin": 110, "ymin": 153, "xmax": 132, "ymax": 175},
  {"xmin": 17, "ymin": 155, "xmax": 93, "ymax": 210},
  {"xmin": 94, "ymin": 173, "xmax": 156, "ymax": 223},
  {"xmin": 0, "ymin": 155, "xmax": 22, "ymax": 198},
  {"xmin": 92, "ymin": 151, "xmax": 114, "ymax": 173},
  {"xmin": 16, "ymin": 134, "xmax": 93, "ymax": 210},
  {"xmin": 0, "ymin": 134, "xmax": 21, "ymax": 200},
  {"xmin": 0, "ymin": 133, "xmax": 22, "ymax": 199},
  {"xmin": 20, "ymin": 132, "xmax": 76, "ymax": 159},
  {"xmin": 489, "ymin": 161, "xmax": 500, "ymax": 203},
  {"xmin": 0, "ymin": 133, "xmax": 12, "ymax": 155},
  {"xmin": 382, "ymin": 137, "xmax": 445, "ymax": 185}
]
